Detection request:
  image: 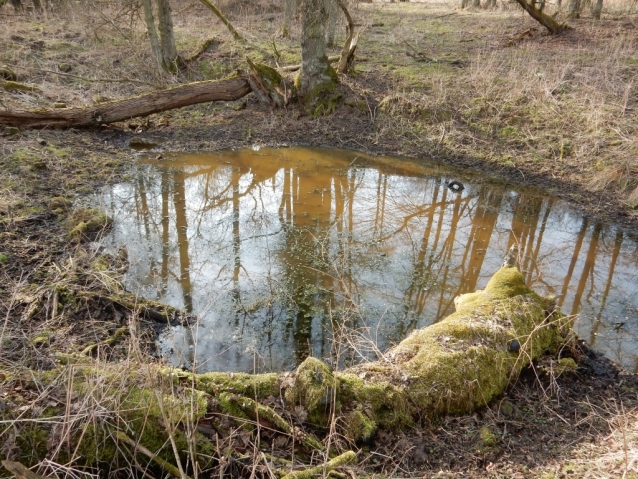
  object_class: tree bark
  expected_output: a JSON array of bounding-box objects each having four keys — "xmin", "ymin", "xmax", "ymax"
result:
[
  {"xmin": 0, "ymin": 78, "xmax": 252, "ymax": 129},
  {"xmin": 141, "ymin": 0, "xmax": 165, "ymax": 72},
  {"xmin": 592, "ymin": 0, "xmax": 603, "ymax": 19},
  {"xmin": 298, "ymin": 0, "xmax": 340, "ymax": 115},
  {"xmin": 282, "ymin": 0, "xmax": 300, "ymax": 37},
  {"xmin": 513, "ymin": 0, "xmax": 568, "ymax": 34},
  {"xmin": 141, "ymin": 0, "xmax": 179, "ymax": 74},
  {"xmin": 156, "ymin": 0, "xmax": 178, "ymax": 73},
  {"xmin": 567, "ymin": 0, "xmax": 581, "ymax": 18},
  {"xmin": 325, "ymin": 0, "xmax": 338, "ymax": 47},
  {"xmin": 335, "ymin": 0, "xmax": 358, "ymax": 74},
  {"xmin": 197, "ymin": 0, "xmax": 243, "ymax": 41}
]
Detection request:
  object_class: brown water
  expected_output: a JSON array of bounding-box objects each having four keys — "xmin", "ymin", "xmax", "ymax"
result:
[{"xmin": 99, "ymin": 147, "xmax": 638, "ymax": 373}]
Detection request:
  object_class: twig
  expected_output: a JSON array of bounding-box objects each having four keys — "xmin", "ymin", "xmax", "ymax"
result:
[{"xmin": 3, "ymin": 63, "xmax": 158, "ymax": 87}]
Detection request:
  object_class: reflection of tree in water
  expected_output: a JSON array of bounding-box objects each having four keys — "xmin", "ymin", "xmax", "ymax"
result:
[{"xmin": 106, "ymin": 149, "xmax": 638, "ymax": 371}]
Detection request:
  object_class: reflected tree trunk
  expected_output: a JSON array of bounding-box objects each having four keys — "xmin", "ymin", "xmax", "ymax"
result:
[
  {"xmin": 160, "ymin": 171, "xmax": 170, "ymax": 295},
  {"xmin": 173, "ymin": 171, "xmax": 193, "ymax": 313},
  {"xmin": 528, "ymin": 198, "xmax": 553, "ymax": 284},
  {"xmin": 558, "ymin": 217, "xmax": 588, "ymax": 307},
  {"xmin": 458, "ymin": 188, "xmax": 501, "ymax": 295},
  {"xmin": 590, "ymin": 230, "xmax": 623, "ymax": 343},
  {"xmin": 231, "ymin": 168, "xmax": 242, "ymax": 310},
  {"xmin": 571, "ymin": 223, "xmax": 602, "ymax": 316}
]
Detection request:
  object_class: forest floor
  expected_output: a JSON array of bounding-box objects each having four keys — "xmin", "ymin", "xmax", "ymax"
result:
[{"xmin": 1, "ymin": 1, "xmax": 638, "ymax": 478}]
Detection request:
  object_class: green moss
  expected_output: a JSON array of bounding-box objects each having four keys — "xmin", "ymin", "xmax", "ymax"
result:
[
  {"xmin": 66, "ymin": 208, "xmax": 112, "ymax": 239},
  {"xmin": 195, "ymin": 371, "xmax": 279, "ymax": 398},
  {"xmin": 15, "ymin": 423, "xmax": 49, "ymax": 465},
  {"xmin": 479, "ymin": 426, "xmax": 498, "ymax": 448},
  {"xmin": 31, "ymin": 330, "xmax": 53, "ymax": 346},
  {"xmin": 337, "ymin": 373, "xmax": 412, "ymax": 429},
  {"xmin": 285, "ymin": 357, "xmax": 335, "ymax": 425},
  {"xmin": 2, "ymin": 80, "xmax": 41, "ymax": 92},
  {"xmin": 0, "ymin": 252, "xmax": 8, "ymax": 264},
  {"xmin": 50, "ymin": 196, "xmax": 72, "ymax": 210},
  {"xmin": 281, "ymin": 451, "xmax": 357, "ymax": 479},
  {"xmin": 297, "ymin": 65, "xmax": 341, "ymax": 116},
  {"xmin": 344, "ymin": 410, "xmax": 377, "ymax": 443},
  {"xmin": 346, "ymin": 265, "xmax": 571, "ymax": 420}
]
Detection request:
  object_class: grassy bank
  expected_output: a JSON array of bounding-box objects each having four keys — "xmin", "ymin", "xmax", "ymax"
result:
[{"xmin": 1, "ymin": 1, "xmax": 638, "ymax": 478}]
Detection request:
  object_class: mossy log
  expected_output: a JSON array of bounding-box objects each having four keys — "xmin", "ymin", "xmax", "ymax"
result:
[
  {"xmin": 195, "ymin": 264, "xmax": 570, "ymax": 435},
  {"xmin": 5, "ymin": 265, "xmax": 572, "ymax": 475}
]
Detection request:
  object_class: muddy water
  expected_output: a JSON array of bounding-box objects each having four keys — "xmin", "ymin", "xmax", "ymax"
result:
[{"xmin": 100, "ymin": 147, "xmax": 638, "ymax": 373}]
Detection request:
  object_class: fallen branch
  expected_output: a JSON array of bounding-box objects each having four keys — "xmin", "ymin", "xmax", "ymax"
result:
[
  {"xmin": 0, "ymin": 77, "xmax": 252, "ymax": 128},
  {"xmin": 2, "ymin": 63, "xmax": 158, "ymax": 86},
  {"xmin": 197, "ymin": 0, "xmax": 243, "ymax": 41},
  {"xmin": 279, "ymin": 55, "xmax": 340, "ymax": 73},
  {"xmin": 1, "ymin": 461, "xmax": 53, "ymax": 479}
]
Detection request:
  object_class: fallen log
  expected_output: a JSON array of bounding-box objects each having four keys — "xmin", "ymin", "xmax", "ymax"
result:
[
  {"xmin": 0, "ymin": 77, "xmax": 252, "ymax": 129},
  {"xmin": 4, "ymin": 259, "xmax": 574, "ymax": 477}
]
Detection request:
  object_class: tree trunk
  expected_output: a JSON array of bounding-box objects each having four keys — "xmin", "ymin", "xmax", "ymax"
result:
[
  {"xmin": 325, "ymin": 0, "xmax": 338, "ymax": 47},
  {"xmin": 592, "ymin": 0, "xmax": 602, "ymax": 19},
  {"xmin": 472, "ymin": 0, "xmax": 481, "ymax": 7},
  {"xmin": 567, "ymin": 0, "xmax": 581, "ymax": 18},
  {"xmin": 0, "ymin": 78, "xmax": 252, "ymax": 128},
  {"xmin": 297, "ymin": 0, "xmax": 340, "ymax": 115},
  {"xmin": 335, "ymin": 0, "xmax": 357, "ymax": 74},
  {"xmin": 156, "ymin": 0, "xmax": 178, "ymax": 74},
  {"xmin": 140, "ymin": 0, "xmax": 165, "ymax": 72},
  {"xmin": 198, "ymin": 0, "xmax": 243, "ymax": 41},
  {"xmin": 282, "ymin": 0, "xmax": 299, "ymax": 37},
  {"xmin": 513, "ymin": 0, "xmax": 568, "ymax": 34}
]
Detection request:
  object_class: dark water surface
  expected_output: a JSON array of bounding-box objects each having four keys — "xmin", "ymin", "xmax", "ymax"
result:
[{"xmin": 99, "ymin": 147, "xmax": 638, "ymax": 373}]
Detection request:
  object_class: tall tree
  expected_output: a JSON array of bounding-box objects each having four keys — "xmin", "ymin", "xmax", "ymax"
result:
[
  {"xmin": 567, "ymin": 0, "xmax": 581, "ymax": 18},
  {"xmin": 592, "ymin": 0, "xmax": 603, "ymax": 19},
  {"xmin": 297, "ymin": 0, "xmax": 340, "ymax": 115},
  {"xmin": 141, "ymin": 0, "xmax": 179, "ymax": 74}
]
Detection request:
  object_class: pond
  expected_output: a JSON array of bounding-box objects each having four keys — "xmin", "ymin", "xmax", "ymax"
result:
[{"xmin": 99, "ymin": 147, "xmax": 638, "ymax": 373}]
